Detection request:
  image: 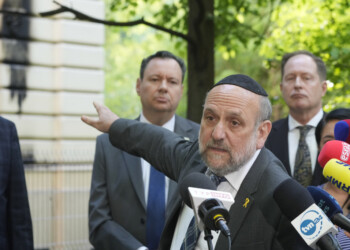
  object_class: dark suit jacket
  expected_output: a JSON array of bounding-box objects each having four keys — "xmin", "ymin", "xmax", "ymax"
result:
[
  {"xmin": 108, "ymin": 118, "xmax": 310, "ymax": 250},
  {"xmin": 265, "ymin": 117, "xmax": 327, "ymax": 186},
  {"xmin": 89, "ymin": 115, "xmax": 199, "ymax": 250},
  {"xmin": 0, "ymin": 117, "xmax": 33, "ymax": 250}
]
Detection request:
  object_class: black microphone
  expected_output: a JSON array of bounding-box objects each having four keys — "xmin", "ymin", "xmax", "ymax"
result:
[
  {"xmin": 178, "ymin": 172, "xmax": 231, "ymax": 237},
  {"xmin": 307, "ymin": 185, "xmax": 350, "ymax": 232},
  {"xmin": 273, "ymin": 179, "xmax": 340, "ymax": 250}
]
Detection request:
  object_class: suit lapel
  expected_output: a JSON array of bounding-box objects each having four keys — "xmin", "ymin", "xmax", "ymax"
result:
[
  {"xmin": 225, "ymin": 191, "xmax": 255, "ymax": 242},
  {"xmin": 123, "ymin": 152, "xmax": 146, "ymax": 210},
  {"xmin": 167, "ymin": 179, "xmax": 177, "ymax": 207},
  {"xmin": 273, "ymin": 118, "xmax": 291, "ymax": 174},
  {"xmin": 215, "ymin": 148, "xmax": 269, "ymax": 249},
  {"xmin": 169, "ymin": 115, "xmax": 197, "ymax": 204}
]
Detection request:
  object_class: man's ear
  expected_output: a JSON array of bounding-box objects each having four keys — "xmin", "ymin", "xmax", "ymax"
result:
[
  {"xmin": 257, "ymin": 120, "xmax": 272, "ymax": 149},
  {"xmin": 136, "ymin": 78, "xmax": 141, "ymax": 96},
  {"xmin": 321, "ymin": 80, "xmax": 327, "ymax": 97}
]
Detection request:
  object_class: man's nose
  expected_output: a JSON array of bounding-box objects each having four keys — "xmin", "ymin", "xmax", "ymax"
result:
[
  {"xmin": 158, "ymin": 79, "xmax": 168, "ymax": 90},
  {"xmin": 211, "ymin": 122, "xmax": 225, "ymax": 140},
  {"xmin": 294, "ymin": 76, "xmax": 302, "ymax": 87}
]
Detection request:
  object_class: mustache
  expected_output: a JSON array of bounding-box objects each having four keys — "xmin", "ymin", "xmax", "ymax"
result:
[{"xmin": 205, "ymin": 140, "xmax": 230, "ymax": 151}]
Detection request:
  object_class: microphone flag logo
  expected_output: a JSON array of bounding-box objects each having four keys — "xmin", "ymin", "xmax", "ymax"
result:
[
  {"xmin": 291, "ymin": 204, "xmax": 337, "ymax": 247},
  {"xmin": 299, "ymin": 209, "xmax": 323, "ymax": 237}
]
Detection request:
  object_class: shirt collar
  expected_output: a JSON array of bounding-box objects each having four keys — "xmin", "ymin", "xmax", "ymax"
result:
[
  {"xmin": 140, "ymin": 112, "xmax": 175, "ymax": 132},
  {"xmin": 224, "ymin": 149, "xmax": 261, "ymax": 192},
  {"xmin": 288, "ymin": 109, "xmax": 324, "ymax": 131}
]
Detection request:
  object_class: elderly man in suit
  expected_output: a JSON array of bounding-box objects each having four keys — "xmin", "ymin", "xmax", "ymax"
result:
[
  {"xmin": 88, "ymin": 51, "xmax": 199, "ymax": 250},
  {"xmin": 265, "ymin": 50, "xmax": 328, "ymax": 187},
  {"xmin": 83, "ymin": 74, "xmax": 310, "ymax": 249},
  {"xmin": 0, "ymin": 116, "xmax": 33, "ymax": 249}
]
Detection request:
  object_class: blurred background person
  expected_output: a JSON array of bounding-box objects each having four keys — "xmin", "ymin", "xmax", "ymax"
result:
[
  {"xmin": 0, "ymin": 116, "xmax": 33, "ymax": 250},
  {"xmin": 88, "ymin": 51, "xmax": 200, "ymax": 250},
  {"xmin": 266, "ymin": 50, "xmax": 328, "ymax": 187},
  {"xmin": 315, "ymin": 107, "xmax": 350, "ymax": 248}
]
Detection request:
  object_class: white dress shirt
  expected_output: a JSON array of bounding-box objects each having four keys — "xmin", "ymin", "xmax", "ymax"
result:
[
  {"xmin": 287, "ymin": 109, "xmax": 323, "ymax": 176},
  {"xmin": 139, "ymin": 113, "xmax": 175, "ymax": 207},
  {"xmin": 170, "ymin": 149, "xmax": 261, "ymax": 250},
  {"xmin": 138, "ymin": 114, "xmax": 175, "ymax": 250}
]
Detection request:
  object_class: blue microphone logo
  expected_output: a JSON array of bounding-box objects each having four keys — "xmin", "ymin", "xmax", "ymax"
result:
[
  {"xmin": 299, "ymin": 210, "xmax": 323, "ymax": 239},
  {"xmin": 301, "ymin": 219, "xmax": 316, "ymax": 235}
]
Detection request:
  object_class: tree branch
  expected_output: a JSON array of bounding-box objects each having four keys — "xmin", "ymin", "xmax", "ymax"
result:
[{"xmin": 38, "ymin": 0, "xmax": 194, "ymax": 44}]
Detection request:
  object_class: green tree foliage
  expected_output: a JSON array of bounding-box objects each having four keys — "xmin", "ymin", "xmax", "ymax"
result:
[
  {"xmin": 104, "ymin": 1, "xmax": 187, "ymax": 118},
  {"xmin": 260, "ymin": 0, "xmax": 350, "ymax": 116},
  {"xmin": 103, "ymin": 0, "xmax": 350, "ymax": 121},
  {"xmin": 103, "ymin": 0, "xmax": 287, "ymax": 120}
]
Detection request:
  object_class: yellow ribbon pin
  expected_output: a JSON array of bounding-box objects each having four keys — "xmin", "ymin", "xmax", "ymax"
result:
[{"xmin": 243, "ymin": 198, "xmax": 250, "ymax": 208}]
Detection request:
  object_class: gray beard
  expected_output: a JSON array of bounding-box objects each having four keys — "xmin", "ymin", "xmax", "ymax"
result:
[{"xmin": 199, "ymin": 134, "xmax": 257, "ymax": 176}]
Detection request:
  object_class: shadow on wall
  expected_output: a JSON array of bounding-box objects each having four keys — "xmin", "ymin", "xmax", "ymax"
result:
[{"xmin": 1, "ymin": 0, "xmax": 31, "ymax": 113}]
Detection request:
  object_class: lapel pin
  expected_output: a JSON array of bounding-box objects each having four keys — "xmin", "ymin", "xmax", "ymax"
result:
[{"xmin": 243, "ymin": 198, "xmax": 250, "ymax": 208}]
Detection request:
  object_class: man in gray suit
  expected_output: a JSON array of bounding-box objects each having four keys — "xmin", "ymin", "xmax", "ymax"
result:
[
  {"xmin": 83, "ymin": 74, "xmax": 310, "ymax": 249},
  {"xmin": 88, "ymin": 51, "xmax": 200, "ymax": 250}
]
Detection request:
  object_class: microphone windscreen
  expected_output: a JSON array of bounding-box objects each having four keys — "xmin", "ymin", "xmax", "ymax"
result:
[
  {"xmin": 334, "ymin": 120, "xmax": 350, "ymax": 144},
  {"xmin": 273, "ymin": 178, "xmax": 314, "ymax": 220},
  {"xmin": 307, "ymin": 186, "xmax": 343, "ymax": 218},
  {"xmin": 318, "ymin": 140, "xmax": 350, "ymax": 167},
  {"xmin": 323, "ymin": 159, "xmax": 350, "ymax": 193},
  {"xmin": 178, "ymin": 172, "xmax": 216, "ymax": 208}
]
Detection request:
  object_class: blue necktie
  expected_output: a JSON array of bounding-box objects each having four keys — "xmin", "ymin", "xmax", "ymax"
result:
[
  {"xmin": 180, "ymin": 172, "xmax": 227, "ymax": 250},
  {"xmin": 146, "ymin": 166, "xmax": 165, "ymax": 250}
]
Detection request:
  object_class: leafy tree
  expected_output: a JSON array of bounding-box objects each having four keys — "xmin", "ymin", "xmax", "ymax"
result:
[
  {"xmin": 42, "ymin": 0, "xmax": 286, "ymax": 122},
  {"xmin": 260, "ymin": 0, "xmax": 350, "ymax": 117}
]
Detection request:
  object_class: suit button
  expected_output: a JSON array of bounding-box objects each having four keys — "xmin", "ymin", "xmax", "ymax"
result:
[{"xmin": 141, "ymin": 218, "xmax": 145, "ymax": 224}]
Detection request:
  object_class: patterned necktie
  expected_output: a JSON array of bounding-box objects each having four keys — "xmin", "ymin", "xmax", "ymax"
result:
[
  {"xmin": 294, "ymin": 125, "xmax": 313, "ymax": 187},
  {"xmin": 210, "ymin": 173, "xmax": 228, "ymax": 187},
  {"xmin": 146, "ymin": 166, "xmax": 165, "ymax": 250},
  {"xmin": 180, "ymin": 172, "xmax": 227, "ymax": 250}
]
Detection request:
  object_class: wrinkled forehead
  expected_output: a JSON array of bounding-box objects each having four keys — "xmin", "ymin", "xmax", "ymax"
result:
[
  {"xmin": 207, "ymin": 84, "xmax": 258, "ymax": 100},
  {"xmin": 284, "ymin": 55, "xmax": 318, "ymax": 73},
  {"xmin": 205, "ymin": 85, "xmax": 260, "ymax": 111}
]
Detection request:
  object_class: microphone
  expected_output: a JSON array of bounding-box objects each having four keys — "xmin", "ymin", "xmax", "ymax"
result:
[
  {"xmin": 179, "ymin": 172, "xmax": 216, "ymax": 207},
  {"xmin": 307, "ymin": 185, "xmax": 350, "ymax": 232},
  {"xmin": 273, "ymin": 178, "xmax": 339, "ymax": 249},
  {"xmin": 334, "ymin": 119, "xmax": 350, "ymax": 144},
  {"xmin": 318, "ymin": 140, "xmax": 350, "ymax": 167},
  {"xmin": 178, "ymin": 172, "xmax": 234, "ymax": 237},
  {"xmin": 323, "ymin": 158, "xmax": 350, "ymax": 193}
]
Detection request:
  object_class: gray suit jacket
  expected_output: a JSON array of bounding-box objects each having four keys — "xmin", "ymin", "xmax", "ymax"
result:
[
  {"xmin": 89, "ymin": 115, "xmax": 199, "ymax": 250},
  {"xmin": 108, "ymin": 118, "xmax": 310, "ymax": 250}
]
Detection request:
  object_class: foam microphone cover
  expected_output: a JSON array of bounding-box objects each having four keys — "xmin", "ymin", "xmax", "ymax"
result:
[
  {"xmin": 273, "ymin": 178, "xmax": 314, "ymax": 220},
  {"xmin": 178, "ymin": 172, "xmax": 216, "ymax": 208},
  {"xmin": 318, "ymin": 140, "xmax": 350, "ymax": 167},
  {"xmin": 334, "ymin": 119, "xmax": 350, "ymax": 144},
  {"xmin": 308, "ymin": 185, "xmax": 350, "ymax": 233},
  {"xmin": 323, "ymin": 159, "xmax": 350, "ymax": 193},
  {"xmin": 307, "ymin": 186, "xmax": 343, "ymax": 217}
]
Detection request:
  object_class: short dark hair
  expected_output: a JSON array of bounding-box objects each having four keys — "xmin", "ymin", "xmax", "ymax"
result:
[
  {"xmin": 315, "ymin": 108, "xmax": 350, "ymax": 146},
  {"xmin": 281, "ymin": 50, "xmax": 327, "ymax": 81},
  {"xmin": 139, "ymin": 51, "xmax": 186, "ymax": 82}
]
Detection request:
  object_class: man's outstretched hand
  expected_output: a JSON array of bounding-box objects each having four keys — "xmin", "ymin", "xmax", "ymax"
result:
[{"xmin": 81, "ymin": 102, "xmax": 119, "ymax": 133}]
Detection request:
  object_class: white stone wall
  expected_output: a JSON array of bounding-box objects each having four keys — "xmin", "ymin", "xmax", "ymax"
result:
[
  {"xmin": 0, "ymin": 0, "xmax": 105, "ymax": 248},
  {"xmin": 0, "ymin": 0, "xmax": 104, "ymax": 164}
]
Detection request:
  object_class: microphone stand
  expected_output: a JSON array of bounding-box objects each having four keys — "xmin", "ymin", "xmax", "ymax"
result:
[{"xmin": 204, "ymin": 227, "xmax": 214, "ymax": 250}]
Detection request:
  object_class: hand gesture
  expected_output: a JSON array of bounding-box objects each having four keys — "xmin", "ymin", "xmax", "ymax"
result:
[{"xmin": 81, "ymin": 102, "xmax": 119, "ymax": 133}]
